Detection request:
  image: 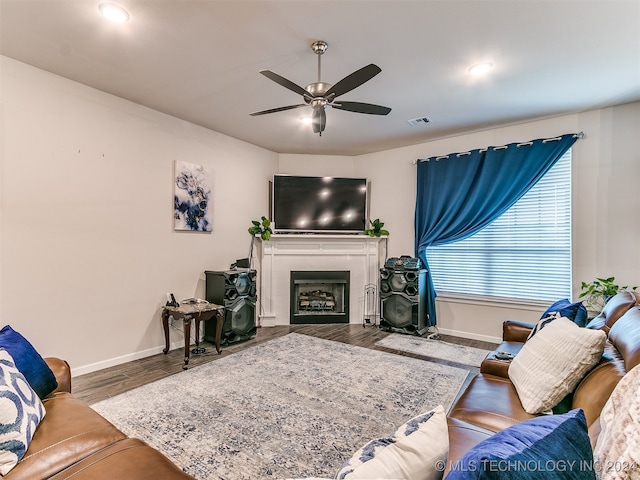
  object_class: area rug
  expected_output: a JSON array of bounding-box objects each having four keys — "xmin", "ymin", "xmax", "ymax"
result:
[
  {"xmin": 375, "ymin": 333, "xmax": 491, "ymax": 367},
  {"xmin": 91, "ymin": 333, "xmax": 470, "ymax": 480}
]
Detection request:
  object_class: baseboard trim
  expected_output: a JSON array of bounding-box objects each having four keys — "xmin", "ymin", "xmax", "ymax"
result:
[
  {"xmin": 258, "ymin": 314, "xmax": 277, "ymax": 327},
  {"xmin": 71, "ymin": 339, "xmax": 185, "ymax": 377},
  {"xmin": 436, "ymin": 327, "xmax": 501, "ymax": 345}
]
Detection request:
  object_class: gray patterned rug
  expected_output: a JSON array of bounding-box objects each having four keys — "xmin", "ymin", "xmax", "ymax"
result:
[
  {"xmin": 91, "ymin": 333, "xmax": 470, "ymax": 480},
  {"xmin": 375, "ymin": 334, "xmax": 491, "ymax": 368}
]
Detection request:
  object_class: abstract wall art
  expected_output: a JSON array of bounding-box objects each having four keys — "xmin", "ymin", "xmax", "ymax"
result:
[{"xmin": 173, "ymin": 160, "xmax": 213, "ymax": 232}]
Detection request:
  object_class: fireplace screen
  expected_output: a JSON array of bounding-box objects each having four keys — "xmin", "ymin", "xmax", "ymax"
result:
[{"xmin": 290, "ymin": 271, "xmax": 350, "ymax": 324}]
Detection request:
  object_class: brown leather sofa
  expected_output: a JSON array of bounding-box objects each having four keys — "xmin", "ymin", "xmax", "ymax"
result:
[
  {"xmin": 7, "ymin": 358, "xmax": 194, "ymax": 480},
  {"xmin": 444, "ymin": 289, "xmax": 640, "ymax": 474}
]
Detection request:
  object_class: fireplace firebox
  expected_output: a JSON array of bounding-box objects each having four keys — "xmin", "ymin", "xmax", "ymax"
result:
[{"xmin": 290, "ymin": 271, "xmax": 350, "ymax": 324}]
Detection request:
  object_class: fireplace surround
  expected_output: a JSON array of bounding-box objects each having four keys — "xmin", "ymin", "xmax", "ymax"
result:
[{"xmin": 257, "ymin": 234, "xmax": 386, "ymax": 326}]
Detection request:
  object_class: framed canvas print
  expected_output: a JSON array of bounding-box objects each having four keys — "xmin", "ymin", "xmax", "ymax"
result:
[{"xmin": 173, "ymin": 160, "xmax": 213, "ymax": 232}]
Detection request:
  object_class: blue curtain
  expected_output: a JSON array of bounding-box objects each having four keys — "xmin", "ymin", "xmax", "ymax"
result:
[{"xmin": 414, "ymin": 133, "xmax": 578, "ymax": 327}]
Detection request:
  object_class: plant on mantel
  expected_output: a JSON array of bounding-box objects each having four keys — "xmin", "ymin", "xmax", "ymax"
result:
[
  {"xmin": 579, "ymin": 276, "xmax": 637, "ymax": 313},
  {"xmin": 364, "ymin": 218, "xmax": 389, "ymax": 237},
  {"xmin": 248, "ymin": 216, "xmax": 272, "ymax": 240},
  {"xmin": 246, "ymin": 216, "xmax": 272, "ymax": 267}
]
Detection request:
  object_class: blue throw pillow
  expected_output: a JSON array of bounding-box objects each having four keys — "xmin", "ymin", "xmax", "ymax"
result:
[
  {"xmin": 541, "ymin": 299, "xmax": 588, "ymax": 327},
  {"xmin": 446, "ymin": 409, "xmax": 595, "ymax": 480},
  {"xmin": 528, "ymin": 299, "xmax": 589, "ymax": 340},
  {"xmin": 0, "ymin": 325, "xmax": 57, "ymax": 399}
]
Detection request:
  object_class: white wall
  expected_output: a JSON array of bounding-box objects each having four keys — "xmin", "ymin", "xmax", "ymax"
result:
[
  {"xmin": 0, "ymin": 57, "xmax": 279, "ymax": 374},
  {"xmin": 284, "ymin": 104, "xmax": 640, "ymax": 342},
  {"xmin": 361, "ymin": 104, "xmax": 640, "ymax": 341},
  {"xmin": 2, "ymin": 55, "xmax": 638, "ymax": 372},
  {"xmin": 278, "ymin": 154, "xmax": 357, "ymax": 177}
]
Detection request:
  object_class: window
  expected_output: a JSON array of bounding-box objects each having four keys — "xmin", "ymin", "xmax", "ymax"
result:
[{"xmin": 426, "ymin": 149, "xmax": 571, "ymax": 303}]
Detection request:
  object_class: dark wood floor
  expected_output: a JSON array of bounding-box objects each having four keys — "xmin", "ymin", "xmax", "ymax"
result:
[{"xmin": 72, "ymin": 324, "xmax": 498, "ymax": 405}]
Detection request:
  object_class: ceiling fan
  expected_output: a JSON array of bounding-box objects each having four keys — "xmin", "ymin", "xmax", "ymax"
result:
[{"xmin": 250, "ymin": 41, "xmax": 392, "ymax": 136}]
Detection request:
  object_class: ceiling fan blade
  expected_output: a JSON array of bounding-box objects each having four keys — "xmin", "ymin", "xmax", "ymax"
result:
[
  {"xmin": 250, "ymin": 104, "xmax": 307, "ymax": 116},
  {"xmin": 312, "ymin": 109, "xmax": 326, "ymax": 135},
  {"xmin": 324, "ymin": 64, "xmax": 382, "ymax": 99},
  {"xmin": 260, "ymin": 70, "xmax": 312, "ymax": 99},
  {"xmin": 332, "ymin": 101, "xmax": 392, "ymax": 115}
]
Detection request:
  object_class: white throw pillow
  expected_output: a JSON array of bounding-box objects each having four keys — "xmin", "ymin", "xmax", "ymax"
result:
[
  {"xmin": 0, "ymin": 349, "xmax": 46, "ymax": 475},
  {"xmin": 336, "ymin": 404, "xmax": 448, "ymax": 480},
  {"xmin": 593, "ymin": 364, "xmax": 640, "ymax": 480},
  {"xmin": 508, "ymin": 316, "xmax": 606, "ymax": 414}
]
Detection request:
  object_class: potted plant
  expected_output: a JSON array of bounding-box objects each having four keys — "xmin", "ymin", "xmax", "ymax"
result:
[
  {"xmin": 579, "ymin": 276, "xmax": 637, "ymax": 313},
  {"xmin": 364, "ymin": 218, "xmax": 389, "ymax": 237},
  {"xmin": 245, "ymin": 216, "xmax": 272, "ymax": 269},
  {"xmin": 248, "ymin": 216, "xmax": 272, "ymax": 240}
]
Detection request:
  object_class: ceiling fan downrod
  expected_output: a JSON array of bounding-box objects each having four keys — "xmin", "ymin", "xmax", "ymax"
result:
[
  {"xmin": 307, "ymin": 41, "xmax": 332, "ymax": 99},
  {"xmin": 311, "ymin": 40, "xmax": 327, "ymax": 83}
]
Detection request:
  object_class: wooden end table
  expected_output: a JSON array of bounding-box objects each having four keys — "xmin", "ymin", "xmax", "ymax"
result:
[{"xmin": 162, "ymin": 302, "xmax": 224, "ymax": 369}]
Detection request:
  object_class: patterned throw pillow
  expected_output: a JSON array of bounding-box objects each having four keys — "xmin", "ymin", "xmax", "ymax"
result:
[
  {"xmin": 336, "ymin": 404, "xmax": 448, "ymax": 480},
  {"xmin": 592, "ymin": 364, "xmax": 640, "ymax": 480},
  {"xmin": 527, "ymin": 312, "xmax": 562, "ymax": 341},
  {"xmin": 0, "ymin": 349, "xmax": 46, "ymax": 475},
  {"xmin": 509, "ymin": 317, "xmax": 606, "ymax": 414}
]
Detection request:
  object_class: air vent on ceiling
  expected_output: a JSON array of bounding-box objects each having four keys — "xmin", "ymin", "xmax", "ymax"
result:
[{"xmin": 408, "ymin": 116, "xmax": 431, "ymax": 127}]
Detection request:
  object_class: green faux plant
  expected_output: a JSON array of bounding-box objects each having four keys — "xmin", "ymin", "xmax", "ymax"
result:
[
  {"xmin": 248, "ymin": 216, "xmax": 273, "ymax": 240},
  {"xmin": 579, "ymin": 276, "xmax": 637, "ymax": 312},
  {"xmin": 364, "ymin": 218, "xmax": 389, "ymax": 237}
]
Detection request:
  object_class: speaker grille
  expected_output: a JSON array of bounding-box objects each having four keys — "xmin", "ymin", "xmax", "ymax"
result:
[
  {"xmin": 204, "ymin": 269, "xmax": 257, "ymax": 345},
  {"xmin": 379, "ymin": 267, "xmax": 429, "ymax": 336},
  {"xmin": 227, "ymin": 297, "xmax": 255, "ymax": 336},
  {"xmin": 381, "ymin": 294, "xmax": 415, "ymax": 328}
]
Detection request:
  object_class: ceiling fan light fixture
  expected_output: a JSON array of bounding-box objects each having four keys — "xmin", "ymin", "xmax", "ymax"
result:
[
  {"xmin": 468, "ymin": 62, "xmax": 494, "ymax": 76},
  {"xmin": 99, "ymin": 3, "xmax": 130, "ymax": 23}
]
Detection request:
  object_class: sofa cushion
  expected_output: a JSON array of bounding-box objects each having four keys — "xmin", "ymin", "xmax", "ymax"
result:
[
  {"xmin": 0, "ymin": 326, "xmax": 57, "ymax": 399},
  {"xmin": 444, "ymin": 418, "xmax": 494, "ymax": 477},
  {"xmin": 592, "ymin": 363, "xmax": 640, "ymax": 480},
  {"xmin": 336, "ymin": 404, "xmax": 448, "ymax": 480},
  {"xmin": 585, "ymin": 290, "xmax": 639, "ymax": 333},
  {"xmin": 46, "ymin": 438, "xmax": 195, "ymax": 479},
  {"xmin": 607, "ymin": 306, "xmax": 640, "ymax": 372},
  {"xmin": 11, "ymin": 392, "xmax": 128, "ymax": 479},
  {"xmin": 0, "ymin": 349, "xmax": 46, "ymax": 475},
  {"xmin": 446, "ymin": 409, "xmax": 595, "ymax": 480},
  {"xmin": 509, "ymin": 316, "xmax": 606, "ymax": 414},
  {"xmin": 448, "ymin": 373, "xmax": 537, "ymax": 433}
]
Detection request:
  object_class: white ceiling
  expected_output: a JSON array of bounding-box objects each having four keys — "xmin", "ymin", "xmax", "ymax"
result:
[{"xmin": 1, "ymin": 0, "xmax": 639, "ymax": 155}]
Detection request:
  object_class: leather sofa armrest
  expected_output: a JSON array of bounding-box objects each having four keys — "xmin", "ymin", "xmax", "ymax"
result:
[
  {"xmin": 45, "ymin": 357, "xmax": 72, "ymax": 394},
  {"xmin": 502, "ymin": 319, "xmax": 535, "ymax": 343}
]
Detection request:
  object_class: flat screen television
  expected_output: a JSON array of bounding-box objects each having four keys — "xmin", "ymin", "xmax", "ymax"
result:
[{"xmin": 271, "ymin": 175, "xmax": 368, "ymax": 233}]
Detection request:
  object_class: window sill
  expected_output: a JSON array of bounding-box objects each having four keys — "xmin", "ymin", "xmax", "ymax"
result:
[{"xmin": 435, "ymin": 291, "xmax": 549, "ymax": 312}]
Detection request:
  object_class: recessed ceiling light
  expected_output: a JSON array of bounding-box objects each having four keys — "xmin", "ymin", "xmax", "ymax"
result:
[
  {"xmin": 468, "ymin": 62, "xmax": 494, "ymax": 76},
  {"xmin": 99, "ymin": 3, "xmax": 130, "ymax": 23}
]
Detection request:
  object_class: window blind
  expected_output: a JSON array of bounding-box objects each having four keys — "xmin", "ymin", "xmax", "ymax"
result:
[{"xmin": 427, "ymin": 149, "xmax": 571, "ymax": 303}]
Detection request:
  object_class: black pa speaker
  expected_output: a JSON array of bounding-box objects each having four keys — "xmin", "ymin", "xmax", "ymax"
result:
[
  {"xmin": 379, "ymin": 262, "xmax": 429, "ymax": 336},
  {"xmin": 204, "ymin": 269, "xmax": 257, "ymax": 345}
]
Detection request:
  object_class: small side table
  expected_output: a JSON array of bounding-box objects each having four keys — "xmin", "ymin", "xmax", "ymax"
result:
[{"xmin": 162, "ymin": 303, "xmax": 224, "ymax": 369}]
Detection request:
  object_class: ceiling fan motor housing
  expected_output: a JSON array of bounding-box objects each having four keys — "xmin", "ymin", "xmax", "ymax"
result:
[{"xmin": 305, "ymin": 82, "xmax": 332, "ymax": 100}]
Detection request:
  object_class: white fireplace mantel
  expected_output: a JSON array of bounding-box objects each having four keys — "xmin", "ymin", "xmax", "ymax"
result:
[{"xmin": 256, "ymin": 234, "xmax": 387, "ymax": 326}]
